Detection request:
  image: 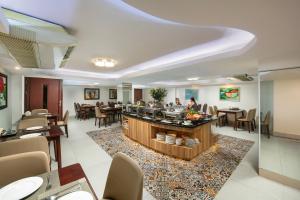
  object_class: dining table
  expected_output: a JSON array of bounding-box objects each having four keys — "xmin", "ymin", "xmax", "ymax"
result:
[
  {"xmin": 217, "ymin": 108, "xmax": 244, "ymax": 129},
  {"xmin": 22, "ymin": 163, "xmax": 98, "ymax": 199},
  {"xmin": 0, "ymin": 125, "xmax": 64, "ymax": 168}
]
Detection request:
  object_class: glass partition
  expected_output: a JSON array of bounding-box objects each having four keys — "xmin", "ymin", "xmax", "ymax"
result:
[{"xmin": 259, "ymin": 67, "xmax": 300, "ymax": 188}]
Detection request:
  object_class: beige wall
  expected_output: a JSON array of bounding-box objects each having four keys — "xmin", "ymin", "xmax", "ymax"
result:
[
  {"xmin": 63, "ymin": 85, "xmax": 117, "ymax": 116},
  {"xmin": 273, "ymin": 79, "xmax": 300, "ymax": 136}
]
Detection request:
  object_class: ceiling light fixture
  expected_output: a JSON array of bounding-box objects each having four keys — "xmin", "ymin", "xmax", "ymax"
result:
[
  {"xmin": 187, "ymin": 77, "xmax": 199, "ymax": 81},
  {"xmin": 226, "ymin": 77, "xmax": 237, "ymax": 81},
  {"xmin": 92, "ymin": 58, "xmax": 117, "ymax": 68},
  {"xmin": 14, "ymin": 66, "xmax": 21, "ymax": 70}
]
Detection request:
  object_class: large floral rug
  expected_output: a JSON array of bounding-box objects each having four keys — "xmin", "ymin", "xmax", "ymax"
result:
[{"xmin": 87, "ymin": 127, "xmax": 254, "ymax": 200}]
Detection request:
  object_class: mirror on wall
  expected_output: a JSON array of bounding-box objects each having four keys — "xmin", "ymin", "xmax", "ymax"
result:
[{"xmin": 259, "ymin": 67, "xmax": 300, "ymax": 189}]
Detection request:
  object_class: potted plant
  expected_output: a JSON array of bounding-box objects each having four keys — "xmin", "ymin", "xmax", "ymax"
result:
[{"xmin": 150, "ymin": 88, "xmax": 167, "ymax": 108}]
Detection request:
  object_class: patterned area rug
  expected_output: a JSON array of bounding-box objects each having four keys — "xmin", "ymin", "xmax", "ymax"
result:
[{"xmin": 87, "ymin": 127, "xmax": 254, "ymax": 200}]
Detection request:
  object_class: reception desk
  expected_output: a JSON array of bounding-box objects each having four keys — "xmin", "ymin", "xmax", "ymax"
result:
[{"xmin": 122, "ymin": 113, "xmax": 217, "ymax": 160}]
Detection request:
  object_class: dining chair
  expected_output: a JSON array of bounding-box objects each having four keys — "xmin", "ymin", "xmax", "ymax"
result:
[
  {"xmin": 0, "ymin": 152, "xmax": 50, "ymax": 187},
  {"xmin": 0, "ymin": 137, "xmax": 50, "ymax": 186},
  {"xmin": 235, "ymin": 109, "xmax": 255, "ymax": 133},
  {"xmin": 17, "ymin": 117, "xmax": 48, "ymax": 131},
  {"xmin": 261, "ymin": 111, "xmax": 271, "ymax": 138},
  {"xmin": 74, "ymin": 102, "xmax": 79, "ymax": 119},
  {"xmin": 57, "ymin": 110, "xmax": 69, "ymax": 137},
  {"xmin": 76, "ymin": 103, "xmax": 88, "ymax": 120},
  {"xmin": 95, "ymin": 107, "xmax": 108, "ymax": 128},
  {"xmin": 96, "ymin": 101, "xmax": 100, "ymax": 107},
  {"xmin": 202, "ymin": 103, "xmax": 208, "ymax": 114},
  {"xmin": 252, "ymin": 108, "xmax": 257, "ymax": 130},
  {"xmin": 197, "ymin": 104, "xmax": 202, "ymax": 111},
  {"xmin": 102, "ymin": 153, "xmax": 143, "ymax": 200},
  {"xmin": 208, "ymin": 106, "xmax": 215, "ymax": 115},
  {"xmin": 213, "ymin": 105, "xmax": 226, "ymax": 126},
  {"xmin": 31, "ymin": 109, "xmax": 48, "ymax": 115}
]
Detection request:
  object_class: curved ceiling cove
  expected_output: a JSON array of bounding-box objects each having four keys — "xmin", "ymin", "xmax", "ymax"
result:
[
  {"xmin": 1, "ymin": 0, "xmax": 256, "ymax": 82},
  {"xmin": 52, "ymin": 1, "xmax": 255, "ymax": 80},
  {"xmin": 54, "ymin": 0, "xmax": 256, "ymax": 79}
]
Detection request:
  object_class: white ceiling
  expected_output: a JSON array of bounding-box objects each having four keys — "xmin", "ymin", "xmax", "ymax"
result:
[
  {"xmin": 0, "ymin": 0, "xmax": 300, "ymax": 86},
  {"xmin": 261, "ymin": 68, "xmax": 300, "ymax": 81}
]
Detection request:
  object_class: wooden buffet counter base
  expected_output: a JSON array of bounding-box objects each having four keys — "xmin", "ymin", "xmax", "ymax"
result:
[{"xmin": 122, "ymin": 114, "xmax": 217, "ymax": 160}]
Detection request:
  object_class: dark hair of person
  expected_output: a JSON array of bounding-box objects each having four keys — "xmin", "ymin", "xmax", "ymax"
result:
[{"xmin": 190, "ymin": 97, "xmax": 196, "ymax": 104}]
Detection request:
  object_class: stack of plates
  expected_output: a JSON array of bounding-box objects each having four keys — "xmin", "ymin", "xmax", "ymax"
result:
[
  {"xmin": 156, "ymin": 132, "xmax": 166, "ymax": 141},
  {"xmin": 165, "ymin": 134, "xmax": 176, "ymax": 144},
  {"xmin": 175, "ymin": 138, "xmax": 183, "ymax": 146},
  {"xmin": 185, "ymin": 138, "xmax": 196, "ymax": 147}
]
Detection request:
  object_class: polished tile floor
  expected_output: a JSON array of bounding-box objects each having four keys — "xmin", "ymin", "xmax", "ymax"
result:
[
  {"xmin": 261, "ymin": 136, "xmax": 300, "ymax": 181},
  {"xmin": 51, "ymin": 117, "xmax": 300, "ymax": 200}
]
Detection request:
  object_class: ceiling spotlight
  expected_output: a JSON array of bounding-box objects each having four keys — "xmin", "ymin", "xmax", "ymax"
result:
[
  {"xmin": 92, "ymin": 57, "xmax": 117, "ymax": 68},
  {"xmin": 14, "ymin": 66, "xmax": 21, "ymax": 70},
  {"xmin": 226, "ymin": 77, "xmax": 237, "ymax": 81},
  {"xmin": 187, "ymin": 77, "xmax": 199, "ymax": 81}
]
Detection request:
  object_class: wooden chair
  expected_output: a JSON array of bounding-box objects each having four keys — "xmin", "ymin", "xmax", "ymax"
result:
[
  {"xmin": 74, "ymin": 103, "xmax": 79, "ymax": 119},
  {"xmin": 31, "ymin": 109, "xmax": 48, "ymax": 115},
  {"xmin": 77, "ymin": 103, "xmax": 88, "ymax": 120},
  {"xmin": 102, "ymin": 153, "xmax": 143, "ymax": 200},
  {"xmin": 95, "ymin": 107, "xmax": 108, "ymax": 128},
  {"xmin": 235, "ymin": 109, "xmax": 256, "ymax": 133},
  {"xmin": 261, "ymin": 111, "xmax": 271, "ymax": 138},
  {"xmin": 57, "ymin": 110, "xmax": 69, "ymax": 137}
]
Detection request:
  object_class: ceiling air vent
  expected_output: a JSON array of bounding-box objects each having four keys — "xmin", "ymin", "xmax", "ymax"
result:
[
  {"xmin": 59, "ymin": 46, "xmax": 75, "ymax": 68},
  {"xmin": 0, "ymin": 8, "xmax": 77, "ymax": 69},
  {"xmin": 0, "ymin": 31, "xmax": 39, "ymax": 68},
  {"xmin": 233, "ymin": 74, "xmax": 254, "ymax": 81}
]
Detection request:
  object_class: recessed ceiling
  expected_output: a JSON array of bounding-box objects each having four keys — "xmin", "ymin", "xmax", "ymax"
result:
[{"xmin": 0, "ymin": 0, "xmax": 299, "ymax": 86}]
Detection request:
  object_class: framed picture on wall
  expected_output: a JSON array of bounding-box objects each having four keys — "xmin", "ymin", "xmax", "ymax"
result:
[
  {"xmin": 220, "ymin": 87, "xmax": 240, "ymax": 101},
  {"xmin": 185, "ymin": 89, "xmax": 199, "ymax": 101},
  {"xmin": 84, "ymin": 88, "xmax": 100, "ymax": 100},
  {"xmin": 109, "ymin": 89, "xmax": 117, "ymax": 99},
  {"xmin": 0, "ymin": 73, "xmax": 7, "ymax": 110}
]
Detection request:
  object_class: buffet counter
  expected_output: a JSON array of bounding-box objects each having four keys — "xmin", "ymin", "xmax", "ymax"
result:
[{"xmin": 122, "ymin": 113, "xmax": 217, "ymax": 160}]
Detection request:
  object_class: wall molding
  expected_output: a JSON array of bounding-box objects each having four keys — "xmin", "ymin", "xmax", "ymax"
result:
[
  {"xmin": 259, "ymin": 168, "xmax": 300, "ymax": 190},
  {"xmin": 273, "ymin": 131, "xmax": 300, "ymax": 140}
]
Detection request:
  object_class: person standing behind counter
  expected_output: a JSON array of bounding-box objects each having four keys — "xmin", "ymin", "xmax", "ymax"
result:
[{"xmin": 187, "ymin": 97, "xmax": 199, "ymax": 111}]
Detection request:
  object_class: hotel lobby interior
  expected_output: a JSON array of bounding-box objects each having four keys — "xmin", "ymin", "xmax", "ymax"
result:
[{"xmin": 0, "ymin": 0, "xmax": 299, "ymax": 200}]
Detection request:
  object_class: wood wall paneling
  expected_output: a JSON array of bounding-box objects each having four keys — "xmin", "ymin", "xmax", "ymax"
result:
[{"xmin": 24, "ymin": 77, "xmax": 63, "ymax": 119}]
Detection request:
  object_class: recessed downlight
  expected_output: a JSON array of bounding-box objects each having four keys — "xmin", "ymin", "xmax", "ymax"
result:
[
  {"xmin": 14, "ymin": 66, "xmax": 21, "ymax": 70},
  {"xmin": 92, "ymin": 57, "xmax": 117, "ymax": 68},
  {"xmin": 226, "ymin": 77, "xmax": 238, "ymax": 81},
  {"xmin": 187, "ymin": 77, "xmax": 199, "ymax": 81}
]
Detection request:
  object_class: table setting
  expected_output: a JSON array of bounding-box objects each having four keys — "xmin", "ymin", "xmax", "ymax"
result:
[{"xmin": 0, "ymin": 164, "xmax": 96, "ymax": 200}]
